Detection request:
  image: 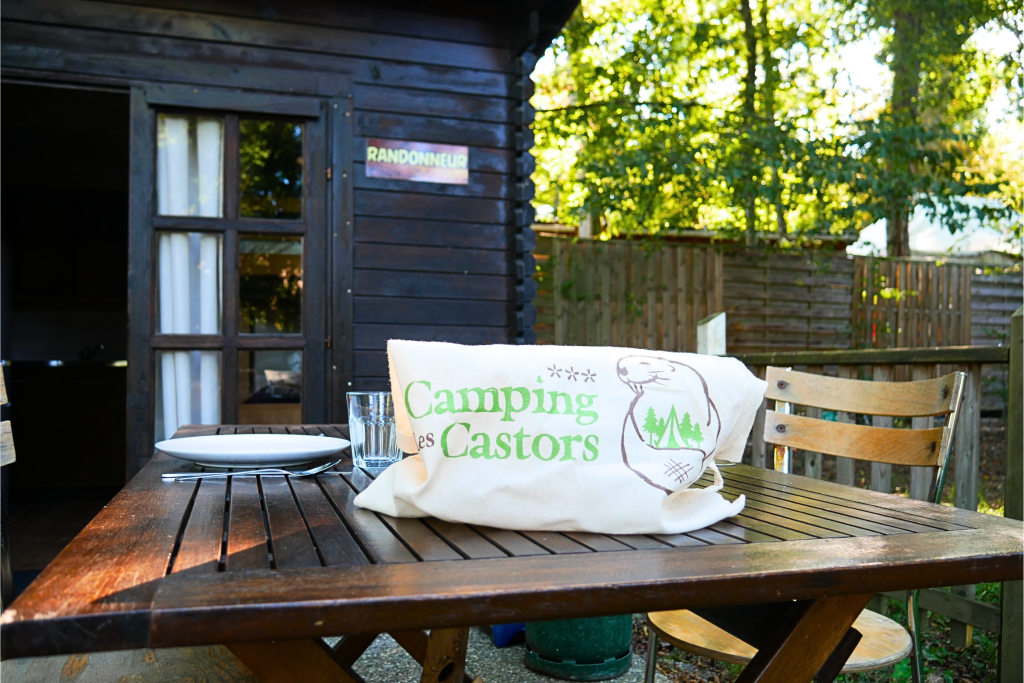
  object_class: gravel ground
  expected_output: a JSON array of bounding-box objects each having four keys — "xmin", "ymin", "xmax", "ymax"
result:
[{"xmin": 340, "ymin": 626, "xmax": 672, "ymax": 683}]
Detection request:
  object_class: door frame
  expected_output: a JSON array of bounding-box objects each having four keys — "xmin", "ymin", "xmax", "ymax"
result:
[{"xmin": 126, "ymin": 83, "xmax": 354, "ymax": 477}]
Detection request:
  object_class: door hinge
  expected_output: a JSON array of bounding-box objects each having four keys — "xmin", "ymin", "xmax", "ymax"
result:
[
  {"xmin": 325, "ymin": 337, "xmax": 332, "ymax": 349},
  {"xmin": 326, "ymin": 167, "xmax": 332, "ymax": 180}
]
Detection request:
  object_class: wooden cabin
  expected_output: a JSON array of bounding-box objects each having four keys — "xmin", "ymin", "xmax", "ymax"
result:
[{"xmin": 0, "ymin": 0, "xmax": 578, "ymax": 494}]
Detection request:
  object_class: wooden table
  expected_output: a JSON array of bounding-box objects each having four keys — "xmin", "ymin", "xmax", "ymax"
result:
[{"xmin": 2, "ymin": 424, "xmax": 1021, "ymax": 683}]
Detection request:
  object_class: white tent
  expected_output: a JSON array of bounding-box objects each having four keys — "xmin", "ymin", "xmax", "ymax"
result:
[{"xmin": 848, "ymin": 197, "xmax": 1021, "ymax": 258}]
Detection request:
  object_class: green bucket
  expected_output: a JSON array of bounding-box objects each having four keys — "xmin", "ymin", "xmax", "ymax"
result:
[{"xmin": 525, "ymin": 615, "xmax": 633, "ymax": 681}]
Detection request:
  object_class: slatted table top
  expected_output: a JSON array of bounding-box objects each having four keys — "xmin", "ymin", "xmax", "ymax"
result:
[{"xmin": 2, "ymin": 424, "xmax": 1020, "ymax": 659}]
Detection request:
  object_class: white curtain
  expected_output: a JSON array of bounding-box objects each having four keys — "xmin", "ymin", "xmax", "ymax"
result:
[
  {"xmin": 157, "ymin": 114, "xmax": 223, "ymax": 217},
  {"xmin": 155, "ymin": 114, "xmax": 225, "ymax": 441},
  {"xmin": 156, "ymin": 233, "xmax": 223, "ymax": 441}
]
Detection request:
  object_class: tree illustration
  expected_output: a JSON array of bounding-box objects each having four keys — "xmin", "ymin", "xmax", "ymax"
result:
[
  {"xmin": 642, "ymin": 406, "xmax": 659, "ymax": 442},
  {"xmin": 656, "ymin": 417, "xmax": 667, "ymax": 445},
  {"xmin": 679, "ymin": 411, "xmax": 694, "ymax": 447},
  {"xmin": 660, "ymin": 406, "xmax": 685, "ymax": 449},
  {"xmin": 691, "ymin": 420, "xmax": 704, "ymax": 447}
]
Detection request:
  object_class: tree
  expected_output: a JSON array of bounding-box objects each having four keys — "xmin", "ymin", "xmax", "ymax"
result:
[
  {"xmin": 533, "ymin": 0, "xmax": 1020, "ymax": 247},
  {"xmin": 691, "ymin": 421, "xmax": 704, "ymax": 447},
  {"xmin": 678, "ymin": 411, "xmax": 694, "ymax": 447},
  {"xmin": 533, "ymin": 0, "xmax": 850, "ymax": 240},
  {"xmin": 827, "ymin": 0, "xmax": 1015, "ymax": 255},
  {"xmin": 642, "ymin": 406, "xmax": 659, "ymax": 441}
]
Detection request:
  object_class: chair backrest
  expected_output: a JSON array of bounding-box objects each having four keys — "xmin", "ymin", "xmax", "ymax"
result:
[{"xmin": 762, "ymin": 366, "xmax": 966, "ymax": 504}]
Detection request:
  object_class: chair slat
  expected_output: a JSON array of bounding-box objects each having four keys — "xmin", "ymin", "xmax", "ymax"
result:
[
  {"xmin": 765, "ymin": 367, "xmax": 955, "ymax": 417},
  {"xmin": 764, "ymin": 411, "xmax": 944, "ymax": 466},
  {"xmin": 0, "ymin": 368, "xmax": 7, "ymax": 406}
]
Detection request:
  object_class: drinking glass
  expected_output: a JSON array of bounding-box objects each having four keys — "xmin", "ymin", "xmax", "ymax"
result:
[{"xmin": 346, "ymin": 391, "xmax": 401, "ymax": 470}]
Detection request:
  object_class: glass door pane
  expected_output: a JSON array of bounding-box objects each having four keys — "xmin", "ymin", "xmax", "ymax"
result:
[
  {"xmin": 157, "ymin": 114, "xmax": 224, "ymax": 217},
  {"xmin": 238, "ymin": 350, "xmax": 302, "ymax": 424},
  {"xmin": 157, "ymin": 232, "xmax": 223, "ymax": 334},
  {"xmin": 155, "ymin": 350, "xmax": 222, "ymax": 441},
  {"xmin": 239, "ymin": 120, "xmax": 303, "ymax": 219},
  {"xmin": 239, "ymin": 234, "xmax": 302, "ymax": 333}
]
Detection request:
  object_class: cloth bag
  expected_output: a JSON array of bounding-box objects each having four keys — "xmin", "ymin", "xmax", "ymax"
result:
[{"xmin": 354, "ymin": 341, "xmax": 768, "ymax": 534}]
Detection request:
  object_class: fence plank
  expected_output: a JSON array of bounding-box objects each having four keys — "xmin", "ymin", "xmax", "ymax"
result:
[
  {"xmin": 803, "ymin": 365, "xmax": 824, "ymax": 479},
  {"xmin": 1002, "ymin": 306, "xmax": 1023, "ymax": 683},
  {"xmin": 647, "ymin": 250, "xmax": 657, "ymax": 350},
  {"xmin": 598, "ymin": 241, "xmax": 606, "ymax": 344},
  {"xmin": 585, "ymin": 242, "xmax": 598, "ymax": 347},
  {"xmin": 870, "ymin": 364, "xmax": 894, "ymax": 493},
  {"xmin": 961, "ymin": 265, "xmax": 973, "ymax": 345},
  {"xmin": 836, "ymin": 365, "xmax": 857, "ymax": 486},
  {"xmin": 896, "ymin": 261, "xmax": 907, "ymax": 347},
  {"xmin": 954, "ymin": 364, "xmax": 982, "ymax": 513},
  {"xmin": 751, "ymin": 365, "xmax": 767, "ymax": 469},
  {"xmin": 713, "ymin": 250, "xmax": 724, "ymax": 316},
  {"xmin": 553, "ymin": 239, "xmax": 565, "ymax": 346},
  {"xmin": 683, "ymin": 248, "xmax": 693, "ymax": 352},
  {"xmin": 661, "ymin": 248, "xmax": 673, "ymax": 351},
  {"xmin": 910, "ymin": 364, "xmax": 937, "ymax": 501}
]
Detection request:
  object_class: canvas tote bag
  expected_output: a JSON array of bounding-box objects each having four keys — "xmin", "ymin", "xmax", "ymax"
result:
[{"xmin": 354, "ymin": 341, "xmax": 768, "ymax": 534}]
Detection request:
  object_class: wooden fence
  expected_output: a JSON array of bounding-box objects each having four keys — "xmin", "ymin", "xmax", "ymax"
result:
[
  {"xmin": 534, "ymin": 236, "xmax": 1022, "ymax": 362},
  {"xmin": 534, "ymin": 238, "xmax": 723, "ymax": 351},
  {"xmin": 725, "ymin": 250, "xmax": 854, "ymax": 353},
  {"xmin": 972, "ymin": 268, "xmax": 1022, "ymax": 346},
  {"xmin": 852, "ymin": 258, "xmax": 974, "ymax": 348}
]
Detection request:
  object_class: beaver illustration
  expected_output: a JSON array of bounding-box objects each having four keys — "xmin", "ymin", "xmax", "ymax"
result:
[{"xmin": 616, "ymin": 355, "xmax": 721, "ymax": 493}]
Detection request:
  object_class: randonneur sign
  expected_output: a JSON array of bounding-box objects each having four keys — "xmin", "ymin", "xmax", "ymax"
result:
[{"xmin": 366, "ymin": 138, "xmax": 469, "ymax": 185}]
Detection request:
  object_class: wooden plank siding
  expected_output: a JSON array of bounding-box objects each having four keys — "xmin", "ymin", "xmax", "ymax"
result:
[
  {"xmin": 723, "ymin": 249, "xmax": 854, "ymax": 354},
  {"xmin": 971, "ymin": 266, "xmax": 1023, "ymax": 412},
  {"xmin": 2, "ymin": 0, "xmax": 543, "ymax": 396}
]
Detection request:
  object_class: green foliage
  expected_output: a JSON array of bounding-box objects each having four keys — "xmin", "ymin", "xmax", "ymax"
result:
[
  {"xmin": 532, "ymin": 0, "xmax": 1022, "ymax": 250},
  {"xmin": 534, "ymin": 0, "xmax": 852, "ymax": 239}
]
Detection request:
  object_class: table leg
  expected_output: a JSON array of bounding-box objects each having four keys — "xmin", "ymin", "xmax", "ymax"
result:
[
  {"xmin": 227, "ymin": 638, "xmax": 365, "ymax": 683},
  {"xmin": 391, "ymin": 628, "xmax": 472, "ymax": 683},
  {"xmin": 735, "ymin": 593, "xmax": 872, "ymax": 683},
  {"xmin": 333, "ymin": 633, "xmax": 380, "ymax": 666}
]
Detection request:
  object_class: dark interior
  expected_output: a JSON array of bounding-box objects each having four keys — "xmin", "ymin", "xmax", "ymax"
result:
[{"xmin": 1, "ymin": 83, "xmax": 130, "ymax": 583}]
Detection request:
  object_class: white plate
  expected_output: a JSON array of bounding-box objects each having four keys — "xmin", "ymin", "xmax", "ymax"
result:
[{"xmin": 156, "ymin": 434, "xmax": 350, "ymax": 468}]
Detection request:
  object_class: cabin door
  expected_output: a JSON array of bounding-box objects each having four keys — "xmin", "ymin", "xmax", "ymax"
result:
[{"xmin": 126, "ymin": 86, "xmax": 352, "ymax": 474}]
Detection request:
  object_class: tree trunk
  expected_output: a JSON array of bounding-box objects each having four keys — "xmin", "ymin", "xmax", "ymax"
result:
[
  {"xmin": 740, "ymin": 0, "xmax": 758, "ymax": 246},
  {"xmin": 758, "ymin": 0, "xmax": 786, "ymax": 236},
  {"xmin": 887, "ymin": 206, "xmax": 910, "ymax": 257},
  {"xmin": 886, "ymin": 6, "xmax": 923, "ymax": 257}
]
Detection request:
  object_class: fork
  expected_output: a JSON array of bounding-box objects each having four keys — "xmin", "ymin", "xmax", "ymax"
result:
[{"xmin": 162, "ymin": 459, "xmax": 343, "ymax": 481}]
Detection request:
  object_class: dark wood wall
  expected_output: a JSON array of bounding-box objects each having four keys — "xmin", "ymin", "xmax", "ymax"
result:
[{"xmin": 1, "ymin": 0, "xmax": 541, "ymax": 394}]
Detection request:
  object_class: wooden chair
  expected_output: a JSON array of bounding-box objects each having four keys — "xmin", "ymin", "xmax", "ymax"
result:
[{"xmin": 644, "ymin": 366, "xmax": 966, "ymax": 683}]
